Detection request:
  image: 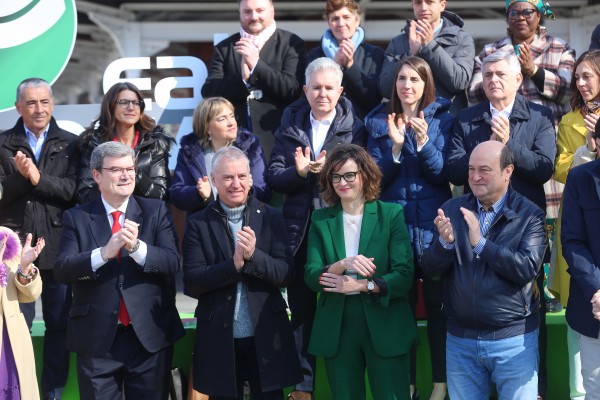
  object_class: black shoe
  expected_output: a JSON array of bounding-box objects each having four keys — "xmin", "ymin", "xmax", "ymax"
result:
[
  {"xmin": 411, "ymin": 389, "xmax": 419, "ymax": 400},
  {"xmin": 546, "ymin": 298, "xmax": 563, "ymax": 313}
]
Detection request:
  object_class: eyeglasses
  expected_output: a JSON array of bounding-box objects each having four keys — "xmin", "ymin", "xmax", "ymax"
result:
[
  {"xmin": 116, "ymin": 99, "xmax": 141, "ymax": 109},
  {"xmin": 330, "ymin": 171, "xmax": 359, "ymax": 184},
  {"xmin": 102, "ymin": 166, "xmax": 137, "ymax": 176},
  {"xmin": 508, "ymin": 9, "xmax": 537, "ymax": 20}
]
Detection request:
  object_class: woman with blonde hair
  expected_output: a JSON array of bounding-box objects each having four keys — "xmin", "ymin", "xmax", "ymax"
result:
[{"xmin": 169, "ymin": 97, "xmax": 270, "ymax": 212}]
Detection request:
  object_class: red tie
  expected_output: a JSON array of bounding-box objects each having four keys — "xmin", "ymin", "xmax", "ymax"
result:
[{"xmin": 111, "ymin": 211, "xmax": 131, "ymax": 326}]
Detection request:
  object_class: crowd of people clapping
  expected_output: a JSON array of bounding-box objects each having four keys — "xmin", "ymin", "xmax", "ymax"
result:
[{"xmin": 1, "ymin": 0, "xmax": 600, "ymax": 399}]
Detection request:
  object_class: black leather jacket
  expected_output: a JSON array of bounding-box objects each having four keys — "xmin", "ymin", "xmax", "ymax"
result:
[
  {"xmin": 77, "ymin": 126, "xmax": 174, "ymax": 203},
  {"xmin": 421, "ymin": 188, "xmax": 546, "ymax": 335}
]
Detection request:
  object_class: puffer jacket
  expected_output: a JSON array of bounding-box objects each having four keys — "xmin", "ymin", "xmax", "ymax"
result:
[
  {"xmin": 421, "ymin": 188, "xmax": 546, "ymax": 336},
  {"xmin": 77, "ymin": 126, "xmax": 175, "ymax": 203},
  {"xmin": 378, "ymin": 11, "xmax": 475, "ymax": 115},
  {"xmin": 168, "ymin": 128, "xmax": 270, "ymax": 212},
  {"xmin": 365, "ymin": 98, "xmax": 454, "ymax": 259},
  {"xmin": 267, "ymin": 96, "xmax": 367, "ymax": 254}
]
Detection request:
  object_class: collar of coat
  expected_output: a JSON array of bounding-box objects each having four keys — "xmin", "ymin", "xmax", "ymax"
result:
[
  {"xmin": 5, "ymin": 116, "xmax": 68, "ymax": 154},
  {"xmin": 469, "ymin": 93, "xmax": 532, "ymax": 124}
]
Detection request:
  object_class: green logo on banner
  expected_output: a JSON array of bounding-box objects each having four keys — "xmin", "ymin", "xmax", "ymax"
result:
[{"xmin": 0, "ymin": 0, "xmax": 77, "ymax": 112}]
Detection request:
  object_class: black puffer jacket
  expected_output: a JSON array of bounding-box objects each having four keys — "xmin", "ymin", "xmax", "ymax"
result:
[
  {"xmin": 421, "ymin": 188, "xmax": 546, "ymax": 334},
  {"xmin": 77, "ymin": 126, "xmax": 174, "ymax": 203},
  {"xmin": 267, "ymin": 96, "xmax": 367, "ymax": 254}
]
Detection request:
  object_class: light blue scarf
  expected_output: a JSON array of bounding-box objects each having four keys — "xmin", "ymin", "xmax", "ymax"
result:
[{"xmin": 321, "ymin": 26, "xmax": 365, "ymax": 59}]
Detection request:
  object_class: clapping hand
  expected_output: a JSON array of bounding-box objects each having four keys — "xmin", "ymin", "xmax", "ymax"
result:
[
  {"xmin": 516, "ymin": 43, "xmax": 536, "ymax": 77},
  {"xmin": 434, "ymin": 209, "xmax": 454, "ymax": 244},
  {"xmin": 233, "ymin": 226, "xmax": 256, "ymax": 271},
  {"xmin": 14, "ymin": 151, "xmax": 41, "ymax": 185},
  {"xmin": 490, "ymin": 115, "xmax": 510, "ymax": 144},
  {"xmin": 460, "ymin": 207, "xmax": 481, "ymax": 248},
  {"xmin": 411, "ymin": 111, "xmax": 429, "ymax": 147},
  {"xmin": 20, "ymin": 233, "xmax": 45, "ymax": 274},
  {"xmin": 591, "ymin": 290, "xmax": 600, "ymax": 321},
  {"xmin": 387, "ymin": 113, "xmax": 407, "ymax": 155},
  {"xmin": 197, "ymin": 176, "xmax": 212, "ymax": 201},
  {"xmin": 335, "ymin": 39, "xmax": 355, "ymax": 69},
  {"xmin": 235, "ymin": 38, "xmax": 260, "ymax": 81}
]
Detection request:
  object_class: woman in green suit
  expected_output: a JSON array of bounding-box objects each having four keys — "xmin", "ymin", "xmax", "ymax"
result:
[{"xmin": 304, "ymin": 144, "xmax": 415, "ymax": 400}]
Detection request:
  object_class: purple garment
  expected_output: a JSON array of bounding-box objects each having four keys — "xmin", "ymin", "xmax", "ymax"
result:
[{"xmin": 0, "ymin": 322, "xmax": 20, "ymax": 400}]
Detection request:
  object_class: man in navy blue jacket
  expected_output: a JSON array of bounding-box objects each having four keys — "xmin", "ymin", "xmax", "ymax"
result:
[
  {"xmin": 423, "ymin": 141, "xmax": 546, "ymax": 399},
  {"xmin": 445, "ymin": 50, "xmax": 555, "ymax": 399}
]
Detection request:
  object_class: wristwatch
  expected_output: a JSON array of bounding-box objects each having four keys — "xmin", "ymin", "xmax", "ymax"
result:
[
  {"xmin": 127, "ymin": 239, "xmax": 140, "ymax": 254},
  {"xmin": 366, "ymin": 279, "xmax": 375, "ymax": 294}
]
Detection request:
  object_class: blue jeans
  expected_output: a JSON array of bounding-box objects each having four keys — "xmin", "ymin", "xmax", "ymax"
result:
[{"xmin": 446, "ymin": 330, "xmax": 539, "ymax": 400}]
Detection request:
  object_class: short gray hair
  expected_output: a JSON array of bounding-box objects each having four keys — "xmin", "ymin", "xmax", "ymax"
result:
[
  {"xmin": 305, "ymin": 57, "xmax": 343, "ymax": 87},
  {"xmin": 90, "ymin": 142, "xmax": 136, "ymax": 171},
  {"xmin": 212, "ymin": 146, "xmax": 250, "ymax": 175},
  {"xmin": 16, "ymin": 78, "xmax": 53, "ymax": 102},
  {"xmin": 481, "ymin": 51, "xmax": 521, "ymax": 76}
]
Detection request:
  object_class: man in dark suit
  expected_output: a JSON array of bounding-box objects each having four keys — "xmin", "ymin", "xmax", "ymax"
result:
[
  {"xmin": 201, "ymin": 0, "xmax": 305, "ymax": 158},
  {"xmin": 0, "ymin": 77, "xmax": 79, "ymax": 400},
  {"xmin": 55, "ymin": 141, "xmax": 184, "ymax": 399},
  {"xmin": 183, "ymin": 146, "xmax": 301, "ymax": 399}
]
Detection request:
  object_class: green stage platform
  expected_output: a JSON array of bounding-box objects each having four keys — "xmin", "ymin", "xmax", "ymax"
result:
[{"xmin": 31, "ymin": 311, "xmax": 570, "ymax": 399}]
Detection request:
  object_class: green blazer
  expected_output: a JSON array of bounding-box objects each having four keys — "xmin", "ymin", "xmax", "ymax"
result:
[{"xmin": 305, "ymin": 200, "xmax": 416, "ymax": 358}]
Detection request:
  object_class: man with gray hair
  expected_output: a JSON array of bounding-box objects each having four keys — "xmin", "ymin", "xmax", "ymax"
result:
[
  {"xmin": 267, "ymin": 56, "xmax": 366, "ymax": 399},
  {"xmin": 446, "ymin": 51, "xmax": 555, "ymax": 212},
  {"xmin": 0, "ymin": 77, "xmax": 79, "ymax": 400},
  {"xmin": 183, "ymin": 146, "xmax": 301, "ymax": 398},
  {"xmin": 55, "ymin": 141, "xmax": 184, "ymax": 399}
]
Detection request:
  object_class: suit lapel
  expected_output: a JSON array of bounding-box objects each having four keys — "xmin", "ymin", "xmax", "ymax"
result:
[
  {"xmin": 89, "ymin": 197, "xmax": 112, "ymax": 248},
  {"xmin": 246, "ymin": 200, "xmax": 264, "ymax": 241},
  {"xmin": 358, "ymin": 201, "xmax": 377, "ymax": 255},
  {"xmin": 125, "ymin": 196, "xmax": 144, "ymax": 228},
  {"xmin": 258, "ymin": 31, "xmax": 278, "ymax": 61},
  {"xmin": 208, "ymin": 207, "xmax": 232, "ymax": 260},
  {"xmin": 327, "ymin": 203, "xmax": 346, "ymax": 261}
]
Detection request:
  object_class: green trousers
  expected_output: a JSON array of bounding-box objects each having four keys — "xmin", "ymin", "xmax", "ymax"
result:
[{"xmin": 323, "ymin": 295, "xmax": 410, "ymax": 400}]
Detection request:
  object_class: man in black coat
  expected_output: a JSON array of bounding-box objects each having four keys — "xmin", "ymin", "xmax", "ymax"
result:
[
  {"xmin": 201, "ymin": 0, "xmax": 305, "ymax": 158},
  {"xmin": 183, "ymin": 146, "xmax": 301, "ymax": 399},
  {"xmin": 55, "ymin": 142, "xmax": 184, "ymax": 399},
  {"xmin": 0, "ymin": 77, "xmax": 79, "ymax": 400}
]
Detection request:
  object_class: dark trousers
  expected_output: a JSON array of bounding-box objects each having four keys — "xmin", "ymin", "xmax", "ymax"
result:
[
  {"xmin": 211, "ymin": 337, "xmax": 283, "ymax": 400},
  {"xmin": 76, "ymin": 326, "xmax": 169, "ymax": 400},
  {"xmin": 287, "ymin": 237, "xmax": 317, "ymax": 392},
  {"xmin": 408, "ymin": 265, "xmax": 447, "ymax": 385},
  {"xmin": 21, "ymin": 269, "xmax": 71, "ymax": 399}
]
